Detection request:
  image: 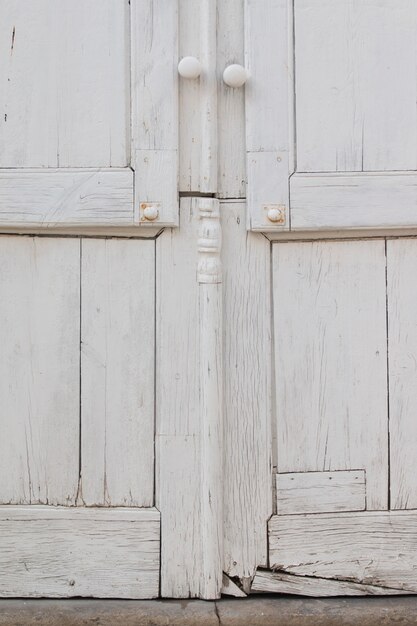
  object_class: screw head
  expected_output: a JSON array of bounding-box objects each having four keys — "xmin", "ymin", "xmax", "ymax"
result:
[
  {"xmin": 267, "ymin": 207, "xmax": 285, "ymax": 223},
  {"xmin": 143, "ymin": 205, "xmax": 159, "ymax": 221}
]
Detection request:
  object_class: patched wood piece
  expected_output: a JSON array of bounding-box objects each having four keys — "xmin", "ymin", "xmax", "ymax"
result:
[{"xmin": 276, "ymin": 470, "xmax": 366, "ymax": 515}]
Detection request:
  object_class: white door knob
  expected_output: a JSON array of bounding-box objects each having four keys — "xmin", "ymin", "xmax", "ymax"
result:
[
  {"xmin": 178, "ymin": 56, "xmax": 202, "ymax": 79},
  {"xmin": 223, "ymin": 64, "xmax": 249, "ymax": 88}
]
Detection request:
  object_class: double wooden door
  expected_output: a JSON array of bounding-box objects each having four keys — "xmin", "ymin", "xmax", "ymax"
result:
[{"xmin": 2, "ymin": 0, "xmax": 417, "ymax": 600}]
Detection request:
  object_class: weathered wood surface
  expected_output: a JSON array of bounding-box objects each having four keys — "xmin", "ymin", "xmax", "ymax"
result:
[
  {"xmin": 0, "ymin": 169, "xmax": 134, "ymax": 228},
  {"xmin": 131, "ymin": 0, "xmax": 179, "ymax": 226},
  {"xmin": 387, "ymin": 239, "xmax": 417, "ymax": 510},
  {"xmin": 276, "ymin": 471, "xmax": 366, "ymax": 516},
  {"xmin": 156, "ymin": 198, "xmax": 202, "ymax": 598},
  {"xmin": 291, "ymin": 173, "xmax": 417, "ymax": 231},
  {"xmin": 222, "ymin": 201, "xmax": 271, "ymax": 582},
  {"xmin": 273, "ymin": 240, "xmax": 388, "ymax": 510},
  {"xmin": 221, "ymin": 573, "xmax": 246, "ymax": 598},
  {"xmin": 269, "ymin": 511, "xmax": 417, "ymax": 592},
  {"xmin": 0, "ymin": 506, "xmax": 160, "ymax": 598},
  {"xmin": 245, "ymin": 0, "xmax": 292, "ymax": 230},
  {"xmin": 295, "ymin": 0, "xmax": 417, "ymax": 173},
  {"xmin": 0, "ymin": 0, "xmax": 129, "ymax": 168},
  {"xmin": 80, "ymin": 239, "xmax": 155, "ymax": 507},
  {"xmin": 251, "ymin": 569, "xmax": 410, "ymax": 597},
  {"xmin": 0, "ymin": 237, "xmax": 80, "ymax": 505}
]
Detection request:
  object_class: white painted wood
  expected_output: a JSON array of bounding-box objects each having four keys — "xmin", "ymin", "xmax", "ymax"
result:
[
  {"xmin": 198, "ymin": 199, "xmax": 223, "ymax": 599},
  {"xmin": 290, "ymin": 173, "xmax": 417, "ymax": 231},
  {"xmin": 222, "ymin": 201, "xmax": 271, "ymax": 581},
  {"xmin": 156, "ymin": 198, "xmax": 202, "ymax": 598},
  {"xmin": 295, "ymin": 0, "xmax": 417, "ymax": 173},
  {"xmin": 245, "ymin": 0, "xmax": 291, "ymax": 230},
  {"xmin": 217, "ymin": 0, "xmax": 246, "ymax": 199},
  {"xmin": 0, "ymin": 237, "xmax": 80, "ymax": 505},
  {"xmin": 80, "ymin": 239, "xmax": 155, "ymax": 507},
  {"xmin": 0, "ymin": 0, "xmax": 129, "ymax": 168},
  {"xmin": 0, "ymin": 169, "xmax": 134, "ymax": 228},
  {"xmin": 276, "ymin": 470, "xmax": 366, "ymax": 515},
  {"xmin": 131, "ymin": 0, "xmax": 179, "ymax": 226},
  {"xmin": 200, "ymin": 0, "xmax": 218, "ymax": 194},
  {"xmin": 178, "ymin": 0, "xmax": 201, "ymax": 192},
  {"xmin": 251, "ymin": 569, "xmax": 409, "ymax": 597},
  {"xmin": 273, "ymin": 240, "xmax": 388, "ymax": 510},
  {"xmin": 269, "ymin": 511, "xmax": 417, "ymax": 592},
  {"xmin": 0, "ymin": 506, "xmax": 159, "ymax": 598},
  {"xmin": 387, "ymin": 239, "xmax": 417, "ymax": 510}
]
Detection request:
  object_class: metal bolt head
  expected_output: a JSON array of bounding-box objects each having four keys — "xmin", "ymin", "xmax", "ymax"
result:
[
  {"xmin": 143, "ymin": 205, "xmax": 159, "ymax": 221},
  {"xmin": 267, "ymin": 206, "xmax": 285, "ymax": 223},
  {"xmin": 178, "ymin": 56, "xmax": 202, "ymax": 79}
]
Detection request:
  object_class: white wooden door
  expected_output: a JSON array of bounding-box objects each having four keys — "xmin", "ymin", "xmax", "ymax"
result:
[
  {"xmin": 0, "ymin": 0, "xmax": 179, "ymax": 597},
  {"xmin": 245, "ymin": 0, "xmax": 417, "ymax": 596}
]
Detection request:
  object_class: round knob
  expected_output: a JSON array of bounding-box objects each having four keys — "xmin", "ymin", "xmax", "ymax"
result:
[
  {"xmin": 143, "ymin": 205, "xmax": 159, "ymax": 221},
  {"xmin": 223, "ymin": 64, "xmax": 248, "ymax": 88},
  {"xmin": 178, "ymin": 56, "xmax": 202, "ymax": 79}
]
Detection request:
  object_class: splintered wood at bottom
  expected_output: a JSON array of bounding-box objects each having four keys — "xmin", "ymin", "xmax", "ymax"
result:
[{"xmin": 251, "ymin": 569, "xmax": 410, "ymax": 597}]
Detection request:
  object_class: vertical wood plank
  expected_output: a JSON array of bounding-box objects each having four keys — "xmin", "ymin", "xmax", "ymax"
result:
[
  {"xmin": 273, "ymin": 240, "xmax": 388, "ymax": 510},
  {"xmin": 295, "ymin": 0, "xmax": 417, "ymax": 173},
  {"xmin": 80, "ymin": 239, "xmax": 155, "ymax": 507},
  {"xmin": 222, "ymin": 201, "xmax": 272, "ymax": 582},
  {"xmin": 387, "ymin": 239, "xmax": 417, "ymax": 510},
  {"xmin": 131, "ymin": 0, "xmax": 179, "ymax": 224},
  {"xmin": 156, "ymin": 198, "xmax": 202, "ymax": 597},
  {"xmin": 245, "ymin": 0, "xmax": 291, "ymax": 230},
  {"xmin": 0, "ymin": 236, "xmax": 80, "ymax": 505},
  {"xmin": 200, "ymin": 0, "xmax": 218, "ymax": 194},
  {"xmin": 217, "ymin": 0, "xmax": 246, "ymax": 199},
  {"xmin": 0, "ymin": 0, "xmax": 129, "ymax": 167}
]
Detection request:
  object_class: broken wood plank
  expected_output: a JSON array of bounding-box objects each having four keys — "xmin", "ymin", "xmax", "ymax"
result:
[
  {"xmin": 276, "ymin": 470, "xmax": 366, "ymax": 515},
  {"xmin": 269, "ymin": 511, "xmax": 417, "ymax": 592},
  {"xmin": 251, "ymin": 569, "xmax": 410, "ymax": 597},
  {"xmin": 221, "ymin": 573, "xmax": 247, "ymax": 598}
]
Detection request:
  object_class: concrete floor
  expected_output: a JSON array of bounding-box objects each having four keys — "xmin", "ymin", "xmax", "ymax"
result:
[{"xmin": 1, "ymin": 596, "xmax": 417, "ymax": 625}]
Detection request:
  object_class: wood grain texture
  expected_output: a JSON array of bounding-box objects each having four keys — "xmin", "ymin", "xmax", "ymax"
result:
[
  {"xmin": 80, "ymin": 239, "xmax": 155, "ymax": 507},
  {"xmin": 0, "ymin": 506, "xmax": 160, "ymax": 598},
  {"xmin": 273, "ymin": 240, "xmax": 388, "ymax": 510},
  {"xmin": 222, "ymin": 201, "xmax": 272, "ymax": 581},
  {"xmin": 269, "ymin": 511, "xmax": 417, "ymax": 592},
  {"xmin": 245, "ymin": 0, "xmax": 292, "ymax": 230},
  {"xmin": 156, "ymin": 198, "xmax": 202, "ymax": 597},
  {"xmin": 131, "ymin": 0, "xmax": 178, "ymax": 226},
  {"xmin": 290, "ymin": 172, "xmax": 417, "ymax": 231},
  {"xmin": 251, "ymin": 569, "xmax": 409, "ymax": 597},
  {"xmin": 276, "ymin": 471, "xmax": 366, "ymax": 515},
  {"xmin": 387, "ymin": 239, "xmax": 417, "ymax": 510},
  {"xmin": 217, "ymin": 0, "xmax": 246, "ymax": 198},
  {"xmin": 295, "ymin": 0, "xmax": 417, "ymax": 173},
  {"xmin": 0, "ymin": 237, "xmax": 80, "ymax": 505},
  {"xmin": 0, "ymin": 0, "xmax": 129, "ymax": 168},
  {"xmin": 0, "ymin": 169, "xmax": 134, "ymax": 228}
]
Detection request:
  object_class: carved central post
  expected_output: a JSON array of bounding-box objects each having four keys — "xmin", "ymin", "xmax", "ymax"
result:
[{"xmin": 198, "ymin": 197, "xmax": 223, "ymax": 599}]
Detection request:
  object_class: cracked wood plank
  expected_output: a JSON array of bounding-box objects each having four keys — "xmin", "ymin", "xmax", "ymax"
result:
[
  {"xmin": 0, "ymin": 236, "xmax": 80, "ymax": 505},
  {"xmin": 221, "ymin": 573, "xmax": 247, "ymax": 598},
  {"xmin": 269, "ymin": 511, "xmax": 417, "ymax": 592},
  {"xmin": 0, "ymin": 506, "xmax": 160, "ymax": 598},
  {"xmin": 251, "ymin": 569, "xmax": 410, "ymax": 597},
  {"xmin": 276, "ymin": 470, "xmax": 366, "ymax": 515},
  {"xmin": 80, "ymin": 239, "xmax": 155, "ymax": 507}
]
